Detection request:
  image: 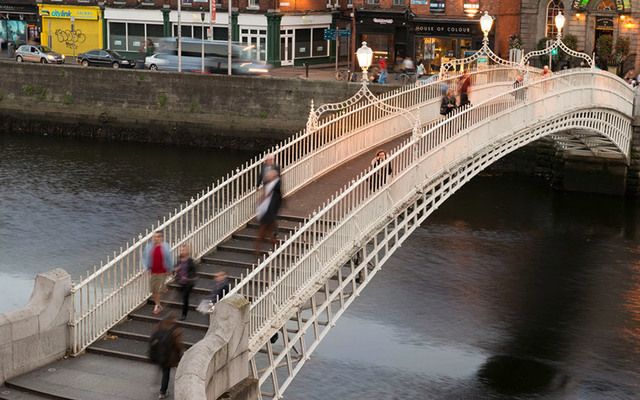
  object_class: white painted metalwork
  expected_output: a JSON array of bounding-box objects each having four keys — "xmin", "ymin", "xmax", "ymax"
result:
[
  {"xmin": 227, "ymin": 70, "xmax": 633, "ymax": 399},
  {"xmin": 68, "ymin": 66, "xmax": 524, "ymax": 355}
]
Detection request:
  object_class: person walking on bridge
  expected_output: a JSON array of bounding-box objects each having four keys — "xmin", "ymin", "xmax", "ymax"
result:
[
  {"xmin": 369, "ymin": 149, "xmax": 393, "ymax": 190},
  {"xmin": 458, "ymin": 71, "xmax": 472, "ymax": 107},
  {"xmin": 174, "ymin": 244, "xmax": 197, "ymax": 320},
  {"xmin": 144, "ymin": 231, "xmax": 173, "ymax": 315},
  {"xmin": 255, "ymin": 169, "xmax": 283, "ymax": 256},
  {"xmin": 149, "ymin": 315, "xmax": 183, "ymax": 399},
  {"xmin": 257, "ymin": 153, "xmax": 281, "ymax": 187}
]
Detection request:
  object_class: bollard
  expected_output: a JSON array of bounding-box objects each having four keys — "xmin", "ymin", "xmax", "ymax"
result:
[{"xmin": 304, "ymin": 62, "xmax": 309, "ymax": 78}]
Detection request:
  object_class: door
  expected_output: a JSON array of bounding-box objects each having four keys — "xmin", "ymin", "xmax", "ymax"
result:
[
  {"xmin": 28, "ymin": 46, "xmax": 40, "ymax": 62},
  {"xmin": 280, "ymin": 29, "xmax": 293, "ymax": 66},
  {"xmin": 98, "ymin": 50, "xmax": 112, "ymax": 66}
]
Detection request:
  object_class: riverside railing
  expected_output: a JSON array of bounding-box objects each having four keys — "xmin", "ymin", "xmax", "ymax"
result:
[
  {"xmin": 228, "ymin": 70, "xmax": 634, "ymax": 352},
  {"xmin": 69, "ymin": 65, "xmax": 527, "ymax": 355}
]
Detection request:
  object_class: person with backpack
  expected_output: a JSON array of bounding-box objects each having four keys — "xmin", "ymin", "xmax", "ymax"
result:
[
  {"xmin": 174, "ymin": 244, "xmax": 197, "ymax": 320},
  {"xmin": 149, "ymin": 315, "xmax": 183, "ymax": 399}
]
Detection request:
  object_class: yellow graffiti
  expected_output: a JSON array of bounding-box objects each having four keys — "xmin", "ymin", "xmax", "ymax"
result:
[{"xmin": 55, "ymin": 29, "xmax": 86, "ymax": 50}]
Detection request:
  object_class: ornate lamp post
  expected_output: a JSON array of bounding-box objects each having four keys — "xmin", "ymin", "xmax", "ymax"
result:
[
  {"xmin": 356, "ymin": 41, "xmax": 373, "ymax": 83},
  {"xmin": 439, "ymin": 11, "xmax": 515, "ymax": 78},
  {"xmin": 521, "ymin": 11, "xmax": 593, "ymax": 69}
]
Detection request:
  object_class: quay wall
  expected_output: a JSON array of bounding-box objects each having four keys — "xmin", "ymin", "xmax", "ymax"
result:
[{"xmin": 0, "ymin": 62, "xmax": 383, "ymax": 150}]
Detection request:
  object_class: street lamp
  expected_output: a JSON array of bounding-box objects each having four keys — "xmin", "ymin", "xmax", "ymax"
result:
[
  {"xmin": 555, "ymin": 11, "xmax": 565, "ymax": 39},
  {"xmin": 356, "ymin": 41, "xmax": 373, "ymax": 82},
  {"xmin": 480, "ymin": 11, "xmax": 493, "ymax": 44},
  {"xmin": 201, "ymin": 11, "xmax": 205, "ymax": 73}
]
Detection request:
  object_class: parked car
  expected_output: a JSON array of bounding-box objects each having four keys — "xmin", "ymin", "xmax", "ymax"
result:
[
  {"xmin": 77, "ymin": 49, "xmax": 134, "ymax": 69},
  {"xmin": 15, "ymin": 45, "xmax": 65, "ymax": 64}
]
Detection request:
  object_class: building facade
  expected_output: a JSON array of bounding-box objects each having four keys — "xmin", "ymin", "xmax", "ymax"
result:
[
  {"xmin": 521, "ymin": 0, "xmax": 639, "ymax": 71},
  {"xmin": 351, "ymin": 0, "xmax": 521, "ymax": 74},
  {"xmin": 0, "ymin": 0, "xmax": 39, "ymax": 49}
]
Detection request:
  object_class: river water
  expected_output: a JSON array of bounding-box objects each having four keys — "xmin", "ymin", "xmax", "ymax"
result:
[{"xmin": 2, "ymin": 133, "xmax": 640, "ymax": 399}]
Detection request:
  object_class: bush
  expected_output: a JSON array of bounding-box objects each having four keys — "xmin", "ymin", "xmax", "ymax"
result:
[{"xmin": 596, "ymin": 35, "xmax": 614, "ymax": 67}]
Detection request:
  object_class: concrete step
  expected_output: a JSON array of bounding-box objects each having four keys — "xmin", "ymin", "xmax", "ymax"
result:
[
  {"xmin": 87, "ymin": 336, "xmax": 151, "ymax": 362},
  {"xmin": 129, "ymin": 303, "xmax": 209, "ymax": 330},
  {"xmin": 0, "ymin": 386, "xmax": 57, "ymax": 400},
  {"xmin": 197, "ymin": 263, "xmax": 249, "ymax": 278},
  {"xmin": 109, "ymin": 318, "xmax": 205, "ymax": 347},
  {"xmin": 151, "ymin": 288, "xmax": 211, "ymax": 311},
  {"xmin": 201, "ymin": 250, "xmax": 260, "ymax": 269},
  {"xmin": 4, "ymin": 353, "xmax": 172, "ymax": 400}
]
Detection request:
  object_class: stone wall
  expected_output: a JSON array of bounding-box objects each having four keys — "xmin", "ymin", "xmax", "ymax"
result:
[
  {"xmin": 627, "ymin": 92, "xmax": 640, "ymax": 196},
  {"xmin": 0, "ymin": 269, "xmax": 72, "ymax": 386},
  {"xmin": 174, "ymin": 294, "xmax": 254, "ymax": 400},
  {"xmin": 0, "ymin": 62, "xmax": 382, "ymax": 150}
]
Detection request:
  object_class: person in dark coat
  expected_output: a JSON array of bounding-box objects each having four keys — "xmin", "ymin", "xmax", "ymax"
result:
[
  {"xmin": 174, "ymin": 244, "xmax": 197, "ymax": 320},
  {"xmin": 205, "ymin": 271, "xmax": 230, "ymax": 303},
  {"xmin": 369, "ymin": 149, "xmax": 393, "ymax": 191},
  {"xmin": 152, "ymin": 315, "xmax": 183, "ymax": 399},
  {"xmin": 440, "ymin": 88, "xmax": 457, "ymax": 116},
  {"xmin": 257, "ymin": 153, "xmax": 281, "ymax": 187},
  {"xmin": 255, "ymin": 169, "xmax": 282, "ymax": 256}
]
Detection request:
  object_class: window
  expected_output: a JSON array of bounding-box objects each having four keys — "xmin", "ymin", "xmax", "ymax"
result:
[
  {"xmin": 295, "ymin": 28, "xmax": 310, "ymax": 58},
  {"xmin": 249, "ymin": 0, "xmax": 259, "ymax": 8},
  {"xmin": 146, "ymin": 24, "xmax": 164, "ymax": 47},
  {"xmin": 127, "ymin": 23, "xmax": 144, "ymax": 52},
  {"xmin": 312, "ymin": 28, "xmax": 327, "ymax": 57},
  {"xmin": 347, "ymin": 0, "xmax": 352, "ymax": 7},
  {"xmin": 240, "ymin": 28, "xmax": 267, "ymax": 61},
  {"xmin": 393, "ymin": 0, "xmax": 404, "ymax": 5},
  {"xmin": 367, "ymin": 0, "xmax": 380, "ymax": 4},
  {"xmin": 545, "ymin": 0, "xmax": 565, "ymax": 38},
  {"xmin": 109, "ymin": 22, "xmax": 126, "ymax": 51},
  {"xmin": 597, "ymin": 0, "xmax": 616, "ymax": 10}
]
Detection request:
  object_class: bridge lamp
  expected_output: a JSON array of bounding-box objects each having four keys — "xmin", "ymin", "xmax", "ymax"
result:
[
  {"xmin": 480, "ymin": 11, "xmax": 493, "ymax": 40},
  {"xmin": 555, "ymin": 11, "xmax": 565, "ymax": 38},
  {"xmin": 356, "ymin": 41, "xmax": 373, "ymax": 82}
]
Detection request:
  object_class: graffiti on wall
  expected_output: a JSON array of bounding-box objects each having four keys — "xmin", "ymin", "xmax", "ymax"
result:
[{"xmin": 55, "ymin": 29, "xmax": 86, "ymax": 50}]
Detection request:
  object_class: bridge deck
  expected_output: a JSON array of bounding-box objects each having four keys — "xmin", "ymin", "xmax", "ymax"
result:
[{"xmin": 1, "ymin": 133, "xmax": 410, "ymax": 400}]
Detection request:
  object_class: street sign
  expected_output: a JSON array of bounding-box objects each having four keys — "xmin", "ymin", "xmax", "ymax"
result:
[
  {"xmin": 323, "ymin": 28, "xmax": 337, "ymax": 41},
  {"xmin": 338, "ymin": 29, "xmax": 351, "ymax": 37}
]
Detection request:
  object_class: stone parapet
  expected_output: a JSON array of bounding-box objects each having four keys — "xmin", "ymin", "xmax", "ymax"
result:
[
  {"xmin": 175, "ymin": 294, "xmax": 251, "ymax": 400},
  {"xmin": 0, "ymin": 268, "xmax": 72, "ymax": 385}
]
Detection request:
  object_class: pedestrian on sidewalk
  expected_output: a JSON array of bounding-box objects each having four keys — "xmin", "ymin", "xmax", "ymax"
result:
[
  {"xmin": 174, "ymin": 244, "xmax": 197, "ymax": 321},
  {"xmin": 378, "ymin": 58, "xmax": 388, "ymax": 84},
  {"xmin": 255, "ymin": 169, "xmax": 282, "ymax": 256},
  {"xmin": 144, "ymin": 231, "xmax": 173, "ymax": 315},
  {"xmin": 257, "ymin": 153, "xmax": 281, "ymax": 187},
  {"xmin": 149, "ymin": 315, "xmax": 183, "ymax": 399}
]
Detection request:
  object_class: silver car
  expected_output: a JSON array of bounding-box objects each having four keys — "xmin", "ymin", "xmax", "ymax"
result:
[{"xmin": 15, "ymin": 45, "xmax": 65, "ymax": 64}]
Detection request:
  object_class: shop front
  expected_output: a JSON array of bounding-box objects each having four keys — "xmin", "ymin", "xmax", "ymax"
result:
[
  {"xmin": 412, "ymin": 18, "xmax": 486, "ymax": 74},
  {"xmin": 355, "ymin": 9, "xmax": 410, "ymax": 67},
  {"xmin": 0, "ymin": 3, "xmax": 39, "ymax": 49},
  {"xmin": 39, "ymin": 4, "xmax": 103, "ymax": 57}
]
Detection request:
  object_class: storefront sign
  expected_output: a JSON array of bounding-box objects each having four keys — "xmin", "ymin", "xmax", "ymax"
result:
[
  {"xmin": 410, "ymin": 0, "xmax": 427, "ymax": 4},
  {"xmin": 39, "ymin": 5, "xmax": 100, "ymax": 20},
  {"xmin": 0, "ymin": 4, "xmax": 37, "ymax": 14},
  {"xmin": 596, "ymin": 16, "xmax": 614, "ymax": 29},
  {"xmin": 373, "ymin": 18, "xmax": 394, "ymax": 24},
  {"xmin": 429, "ymin": 0, "xmax": 445, "ymax": 13},
  {"xmin": 414, "ymin": 21, "xmax": 477, "ymax": 37}
]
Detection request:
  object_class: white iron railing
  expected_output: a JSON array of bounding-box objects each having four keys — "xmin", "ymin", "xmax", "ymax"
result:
[
  {"xmin": 68, "ymin": 65, "xmax": 528, "ymax": 355},
  {"xmin": 227, "ymin": 70, "xmax": 634, "ymax": 354}
]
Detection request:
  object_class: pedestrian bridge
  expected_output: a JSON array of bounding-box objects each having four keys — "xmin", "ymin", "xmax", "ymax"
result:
[{"xmin": 0, "ymin": 67, "xmax": 635, "ymax": 400}]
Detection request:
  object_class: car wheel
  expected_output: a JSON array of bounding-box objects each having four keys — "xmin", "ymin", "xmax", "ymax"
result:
[
  {"xmin": 40, "ymin": 58, "xmax": 47, "ymax": 64},
  {"xmin": 150, "ymin": 64, "xmax": 158, "ymax": 71},
  {"xmin": 112, "ymin": 62, "xmax": 119, "ymax": 69},
  {"xmin": 81, "ymin": 59, "xmax": 89, "ymax": 67},
  {"xmin": 16, "ymin": 55, "xmax": 23, "ymax": 63}
]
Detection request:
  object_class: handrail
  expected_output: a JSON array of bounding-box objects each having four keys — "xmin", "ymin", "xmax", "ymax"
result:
[
  {"xmin": 228, "ymin": 70, "xmax": 633, "ymax": 350},
  {"xmin": 68, "ymin": 65, "xmax": 529, "ymax": 354}
]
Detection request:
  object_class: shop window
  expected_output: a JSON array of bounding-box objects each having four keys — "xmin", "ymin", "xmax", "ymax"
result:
[
  {"xmin": 127, "ymin": 23, "xmax": 145, "ymax": 52},
  {"xmin": 312, "ymin": 28, "xmax": 326, "ymax": 57},
  {"xmin": 545, "ymin": 0, "xmax": 565, "ymax": 38},
  {"xmin": 109, "ymin": 22, "xmax": 126, "ymax": 51},
  {"xmin": 240, "ymin": 28, "xmax": 267, "ymax": 61},
  {"xmin": 146, "ymin": 24, "xmax": 164, "ymax": 47},
  {"xmin": 295, "ymin": 28, "xmax": 311, "ymax": 58},
  {"xmin": 361, "ymin": 33, "xmax": 390, "ymax": 62},
  {"xmin": 213, "ymin": 27, "xmax": 228, "ymax": 40}
]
